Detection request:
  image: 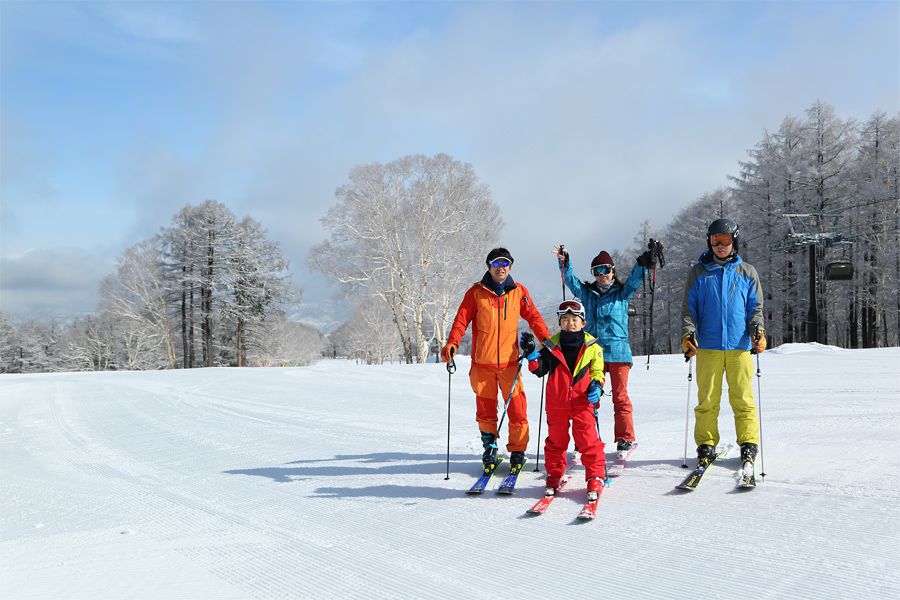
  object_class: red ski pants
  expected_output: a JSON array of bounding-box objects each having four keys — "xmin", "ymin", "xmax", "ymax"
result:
[
  {"xmin": 605, "ymin": 362, "xmax": 635, "ymax": 442},
  {"xmin": 543, "ymin": 406, "xmax": 606, "ymax": 481},
  {"xmin": 470, "ymin": 364, "xmax": 528, "ymax": 452}
]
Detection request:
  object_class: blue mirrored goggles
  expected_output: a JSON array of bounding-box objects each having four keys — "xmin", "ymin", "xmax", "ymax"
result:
[
  {"xmin": 489, "ymin": 259, "xmax": 512, "ymax": 268},
  {"xmin": 591, "ymin": 264, "xmax": 614, "ymax": 277}
]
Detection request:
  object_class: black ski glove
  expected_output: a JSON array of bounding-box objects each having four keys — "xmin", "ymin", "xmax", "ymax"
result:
[
  {"xmin": 519, "ymin": 331, "xmax": 535, "ymax": 355},
  {"xmin": 637, "ymin": 250, "xmax": 656, "ymax": 268}
]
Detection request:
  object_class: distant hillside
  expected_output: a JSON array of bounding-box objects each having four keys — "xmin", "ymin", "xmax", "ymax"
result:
[{"xmin": 287, "ymin": 301, "xmax": 347, "ymax": 335}]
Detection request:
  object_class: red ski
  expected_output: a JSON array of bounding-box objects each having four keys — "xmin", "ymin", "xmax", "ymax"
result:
[
  {"xmin": 525, "ymin": 475, "xmax": 573, "ymax": 515},
  {"xmin": 576, "ymin": 484, "xmax": 604, "ymax": 520}
]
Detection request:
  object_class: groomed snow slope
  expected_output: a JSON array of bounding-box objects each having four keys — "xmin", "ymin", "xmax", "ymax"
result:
[{"xmin": 2, "ymin": 344, "xmax": 898, "ymax": 599}]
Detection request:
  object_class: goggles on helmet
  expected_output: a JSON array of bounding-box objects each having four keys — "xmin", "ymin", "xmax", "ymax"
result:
[
  {"xmin": 557, "ymin": 299, "xmax": 586, "ymax": 320},
  {"xmin": 489, "ymin": 258, "xmax": 512, "ymax": 268},
  {"xmin": 591, "ymin": 264, "xmax": 614, "ymax": 277},
  {"xmin": 709, "ymin": 233, "xmax": 734, "ymax": 247}
]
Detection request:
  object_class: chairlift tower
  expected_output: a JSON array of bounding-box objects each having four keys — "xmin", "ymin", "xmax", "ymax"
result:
[{"xmin": 770, "ymin": 214, "xmax": 853, "ymax": 343}]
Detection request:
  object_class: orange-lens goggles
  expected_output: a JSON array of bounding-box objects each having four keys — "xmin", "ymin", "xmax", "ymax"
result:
[{"xmin": 709, "ymin": 233, "xmax": 733, "ymax": 247}]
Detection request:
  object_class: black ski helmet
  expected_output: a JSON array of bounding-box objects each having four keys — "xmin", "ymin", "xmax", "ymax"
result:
[{"xmin": 706, "ymin": 218, "xmax": 739, "ymax": 253}]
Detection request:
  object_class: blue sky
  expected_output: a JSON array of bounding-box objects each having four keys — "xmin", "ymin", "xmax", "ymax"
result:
[{"xmin": 2, "ymin": 1, "xmax": 898, "ymax": 323}]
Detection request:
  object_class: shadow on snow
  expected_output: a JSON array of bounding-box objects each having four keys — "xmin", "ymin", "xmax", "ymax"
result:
[{"xmin": 223, "ymin": 452, "xmax": 484, "ymax": 485}]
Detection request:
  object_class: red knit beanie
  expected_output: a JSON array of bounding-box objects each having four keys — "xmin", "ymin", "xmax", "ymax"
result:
[{"xmin": 591, "ymin": 251, "xmax": 614, "ymax": 268}]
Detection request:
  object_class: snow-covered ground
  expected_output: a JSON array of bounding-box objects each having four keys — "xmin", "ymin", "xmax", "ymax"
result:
[{"xmin": 2, "ymin": 344, "xmax": 898, "ymax": 599}]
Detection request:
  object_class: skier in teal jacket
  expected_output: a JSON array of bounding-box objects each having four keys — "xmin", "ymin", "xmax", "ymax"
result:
[{"xmin": 552, "ymin": 244, "xmax": 655, "ymax": 456}]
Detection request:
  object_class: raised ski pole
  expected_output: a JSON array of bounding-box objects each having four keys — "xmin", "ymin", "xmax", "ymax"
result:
[
  {"xmin": 646, "ymin": 266, "xmax": 656, "ymax": 369},
  {"xmin": 445, "ymin": 351, "xmax": 456, "ymax": 480},
  {"xmin": 645, "ymin": 239, "xmax": 665, "ymax": 370},
  {"xmin": 682, "ymin": 354, "xmax": 694, "ymax": 469},
  {"xmin": 753, "ymin": 328, "xmax": 767, "ymax": 482},
  {"xmin": 532, "ymin": 374, "xmax": 546, "ymax": 472},
  {"xmin": 559, "ymin": 244, "xmax": 567, "ymax": 301}
]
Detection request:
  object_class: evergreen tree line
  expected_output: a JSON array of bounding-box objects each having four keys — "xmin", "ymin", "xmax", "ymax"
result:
[
  {"xmin": 1, "ymin": 200, "xmax": 323, "ymax": 373},
  {"xmin": 624, "ymin": 102, "xmax": 899, "ymax": 356}
]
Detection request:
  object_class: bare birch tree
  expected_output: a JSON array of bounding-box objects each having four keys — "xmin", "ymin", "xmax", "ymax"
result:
[
  {"xmin": 308, "ymin": 153, "xmax": 501, "ymax": 364},
  {"xmin": 99, "ymin": 237, "xmax": 177, "ymax": 369}
]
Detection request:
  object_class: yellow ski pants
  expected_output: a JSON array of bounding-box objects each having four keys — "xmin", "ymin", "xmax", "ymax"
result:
[{"xmin": 694, "ymin": 349, "xmax": 760, "ymax": 447}]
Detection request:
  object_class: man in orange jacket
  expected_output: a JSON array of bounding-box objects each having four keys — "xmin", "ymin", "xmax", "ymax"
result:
[{"xmin": 441, "ymin": 247, "xmax": 551, "ymax": 474}]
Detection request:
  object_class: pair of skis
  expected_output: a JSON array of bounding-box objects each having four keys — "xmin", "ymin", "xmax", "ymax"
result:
[
  {"xmin": 465, "ymin": 457, "xmax": 528, "ymax": 495},
  {"xmin": 675, "ymin": 445, "xmax": 757, "ymax": 491},
  {"xmin": 526, "ymin": 475, "xmax": 605, "ymax": 520},
  {"xmin": 526, "ymin": 443, "xmax": 638, "ymax": 520}
]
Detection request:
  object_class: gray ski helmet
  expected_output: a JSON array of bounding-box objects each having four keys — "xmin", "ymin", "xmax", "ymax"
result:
[{"xmin": 706, "ymin": 218, "xmax": 739, "ymax": 252}]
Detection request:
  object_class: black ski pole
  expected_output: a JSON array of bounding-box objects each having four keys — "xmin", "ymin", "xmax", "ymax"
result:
[
  {"xmin": 496, "ymin": 355, "xmax": 525, "ymax": 437},
  {"xmin": 646, "ymin": 263, "xmax": 656, "ymax": 370},
  {"xmin": 753, "ymin": 330, "xmax": 767, "ymax": 482},
  {"xmin": 532, "ymin": 374, "xmax": 546, "ymax": 472},
  {"xmin": 593, "ymin": 405, "xmax": 607, "ymax": 481},
  {"xmin": 682, "ymin": 355, "xmax": 693, "ymax": 469},
  {"xmin": 445, "ymin": 352, "xmax": 456, "ymax": 480},
  {"xmin": 645, "ymin": 239, "xmax": 666, "ymax": 370},
  {"xmin": 559, "ymin": 244, "xmax": 567, "ymax": 301}
]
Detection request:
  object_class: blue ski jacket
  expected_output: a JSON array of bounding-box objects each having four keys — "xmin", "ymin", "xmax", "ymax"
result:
[
  {"xmin": 681, "ymin": 251, "xmax": 764, "ymax": 351},
  {"xmin": 561, "ymin": 258, "xmax": 646, "ymax": 364}
]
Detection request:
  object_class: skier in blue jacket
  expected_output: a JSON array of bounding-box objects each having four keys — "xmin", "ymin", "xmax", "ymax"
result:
[
  {"xmin": 681, "ymin": 218, "xmax": 766, "ymax": 469},
  {"xmin": 552, "ymin": 244, "xmax": 656, "ymax": 457}
]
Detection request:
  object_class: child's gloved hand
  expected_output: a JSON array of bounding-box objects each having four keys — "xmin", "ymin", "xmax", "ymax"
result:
[{"xmin": 586, "ymin": 381, "xmax": 603, "ymax": 404}]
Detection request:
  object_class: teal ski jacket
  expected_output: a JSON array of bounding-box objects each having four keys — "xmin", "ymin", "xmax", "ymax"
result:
[{"xmin": 561, "ymin": 258, "xmax": 646, "ymax": 364}]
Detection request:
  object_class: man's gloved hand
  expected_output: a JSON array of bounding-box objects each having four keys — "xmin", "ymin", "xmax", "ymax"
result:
[
  {"xmin": 752, "ymin": 329, "xmax": 767, "ymax": 354},
  {"xmin": 519, "ymin": 331, "xmax": 535, "ymax": 355},
  {"xmin": 440, "ymin": 343, "xmax": 458, "ymax": 363},
  {"xmin": 682, "ymin": 333, "xmax": 697, "ymax": 358}
]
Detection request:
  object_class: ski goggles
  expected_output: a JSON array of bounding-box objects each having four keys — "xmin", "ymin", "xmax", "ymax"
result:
[
  {"xmin": 489, "ymin": 258, "xmax": 512, "ymax": 267},
  {"xmin": 709, "ymin": 233, "xmax": 734, "ymax": 247},
  {"xmin": 557, "ymin": 300, "xmax": 586, "ymax": 320},
  {"xmin": 591, "ymin": 264, "xmax": 614, "ymax": 277}
]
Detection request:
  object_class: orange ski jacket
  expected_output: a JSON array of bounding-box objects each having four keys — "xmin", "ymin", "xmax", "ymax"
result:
[{"xmin": 447, "ymin": 273, "xmax": 551, "ymax": 369}]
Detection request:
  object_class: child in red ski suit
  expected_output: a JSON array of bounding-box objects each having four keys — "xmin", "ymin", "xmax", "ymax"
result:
[{"xmin": 521, "ymin": 299, "xmax": 606, "ymax": 499}]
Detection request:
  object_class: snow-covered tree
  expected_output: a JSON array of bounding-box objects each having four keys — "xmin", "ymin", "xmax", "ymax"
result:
[
  {"xmin": 0, "ymin": 312, "xmax": 22, "ymax": 373},
  {"xmin": 161, "ymin": 200, "xmax": 239, "ymax": 367},
  {"xmin": 221, "ymin": 216, "xmax": 298, "ymax": 366},
  {"xmin": 309, "ymin": 153, "xmax": 501, "ymax": 364},
  {"xmin": 99, "ymin": 237, "xmax": 177, "ymax": 369}
]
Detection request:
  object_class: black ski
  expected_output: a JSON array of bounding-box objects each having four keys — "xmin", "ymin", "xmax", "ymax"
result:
[{"xmin": 676, "ymin": 451, "xmax": 724, "ymax": 491}]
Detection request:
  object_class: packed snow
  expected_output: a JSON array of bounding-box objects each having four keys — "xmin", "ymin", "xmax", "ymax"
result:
[{"xmin": 2, "ymin": 344, "xmax": 898, "ymax": 599}]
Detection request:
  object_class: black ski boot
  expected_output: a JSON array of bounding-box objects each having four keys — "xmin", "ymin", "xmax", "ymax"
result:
[
  {"xmin": 509, "ymin": 451, "xmax": 526, "ymax": 474},
  {"xmin": 616, "ymin": 440, "xmax": 633, "ymax": 459},
  {"xmin": 740, "ymin": 443, "xmax": 758, "ymax": 466},
  {"xmin": 697, "ymin": 444, "xmax": 716, "ymax": 466},
  {"xmin": 481, "ymin": 431, "xmax": 498, "ymax": 473}
]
